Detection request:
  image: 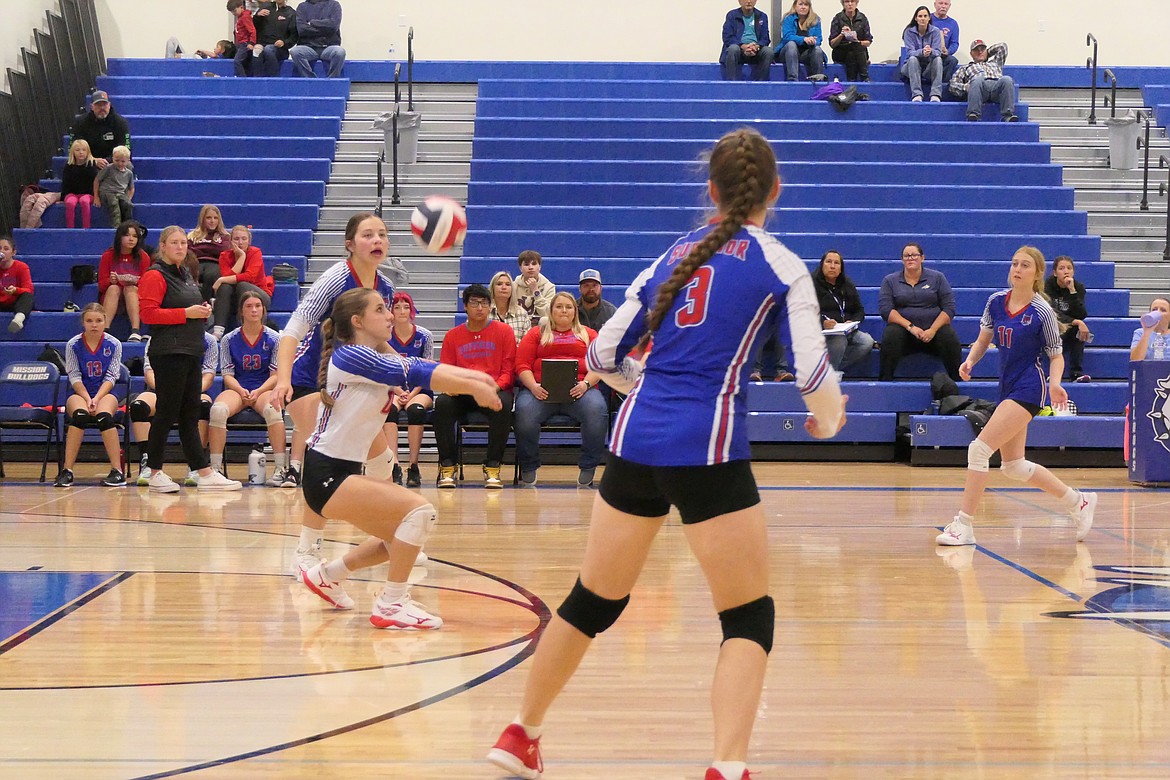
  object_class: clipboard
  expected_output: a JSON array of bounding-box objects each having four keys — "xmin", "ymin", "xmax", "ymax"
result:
[{"xmin": 540, "ymin": 359, "xmax": 579, "ymax": 404}]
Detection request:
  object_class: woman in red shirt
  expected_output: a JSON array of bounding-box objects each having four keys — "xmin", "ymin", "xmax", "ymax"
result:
[
  {"xmin": 0, "ymin": 234, "xmax": 34, "ymax": 334},
  {"xmin": 210, "ymin": 224, "xmax": 274, "ymax": 339},
  {"xmin": 98, "ymin": 220, "xmax": 151, "ymax": 341},
  {"xmin": 513, "ymin": 292, "xmax": 609, "ymax": 487}
]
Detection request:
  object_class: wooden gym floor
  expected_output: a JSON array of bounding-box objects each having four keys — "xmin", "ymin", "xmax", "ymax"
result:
[{"xmin": 1, "ymin": 461, "xmax": 1169, "ymax": 779}]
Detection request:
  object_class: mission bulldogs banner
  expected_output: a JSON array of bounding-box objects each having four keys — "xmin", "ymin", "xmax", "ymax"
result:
[{"xmin": 1129, "ymin": 359, "xmax": 1170, "ymax": 484}]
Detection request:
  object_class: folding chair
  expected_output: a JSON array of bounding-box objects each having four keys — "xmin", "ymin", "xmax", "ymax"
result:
[{"xmin": 0, "ymin": 361, "xmax": 63, "ymax": 482}]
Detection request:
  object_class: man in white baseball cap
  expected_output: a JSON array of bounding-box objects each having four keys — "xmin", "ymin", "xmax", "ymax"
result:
[{"xmin": 576, "ymin": 268, "xmax": 616, "ymax": 331}]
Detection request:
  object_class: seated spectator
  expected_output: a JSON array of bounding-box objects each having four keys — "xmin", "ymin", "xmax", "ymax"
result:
[
  {"xmin": 291, "ymin": 0, "xmax": 346, "ymax": 78},
  {"xmin": 721, "ymin": 0, "xmax": 774, "ymax": 82},
  {"xmin": 61, "ymin": 139, "xmax": 97, "ymax": 229},
  {"xmin": 1131, "ymin": 298, "xmax": 1170, "ymax": 361},
  {"xmin": 208, "ymin": 291, "xmax": 289, "ymax": 485},
  {"xmin": 750, "ymin": 330, "xmax": 794, "ymax": 382},
  {"xmin": 433, "ymin": 283, "xmax": 516, "ymax": 489},
  {"xmin": 576, "ymin": 268, "xmax": 617, "ymax": 331},
  {"xmin": 513, "ymin": 293, "xmax": 609, "ymax": 487},
  {"xmin": 99, "ymin": 221, "xmax": 151, "ymax": 342},
  {"xmin": 164, "ymin": 38, "xmax": 236, "ymax": 59},
  {"xmin": 778, "ymin": 0, "xmax": 824, "ymax": 81},
  {"xmin": 254, "ymin": 0, "xmax": 298, "ymax": 77},
  {"xmin": 56, "ymin": 304, "xmax": 125, "ymax": 488},
  {"xmin": 227, "ymin": 0, "xmax": 259, "ymax": 77},
  {"xmin": 131, "ymin": 330, "xmax": 219, "ymax": 487},
  {"xmin": 93, "ymin": 146, "xmax": 135, "ymax": 227},
  {"xmin": 931, "ymin": 0, "xmax": 960, "ymax": 83},
  {"xmin": 382, "ymin": 292, "xmax": 434, "ymax": 488},
  {"xmin": 878, "ymin": 242, "xmax": 962, "ymax": 380},
  {"xmin": 489, "ymin": 270, "xmax": 530, "ymax": 346},
  {"xmin": 0, "ymin": 235, "xmax": 34, "ymax": 335},
  {"xmin": 187, "ymin": 204, "xmax": 232, "ymax": 301},
  {"xmin": 69, "ymin": 90, "xmax": 130, "ymax": 169},
  {"xmin": 949, "ymin": 40, "xmax": 1017, "ymax": 122},
  {"xmin": 1044, "ymin": 255, "xmax": 1091, "ymax": 382},
  {"xmin": 210, "ymin": 224, "xmax": 274, "ymax": 339},
  {"xmin": 514, "ymin": 250, "xmax": 556, "ymax": 323},
  {"xmin": 812, "ymin": 249, "xmax": 874, "ymax": 373},
  {"xmin": 901, "ymin": 6, "xmax": 944, "ymax": 101},
  {"xmin": 827, "ymin": 0, "xmax": 872, "ymax": 82}
]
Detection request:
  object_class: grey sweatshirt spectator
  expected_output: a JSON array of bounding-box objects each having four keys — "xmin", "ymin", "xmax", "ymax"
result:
[{"xmin": 878, "ymin": 242, "xmax": 962, "ymax": 380}]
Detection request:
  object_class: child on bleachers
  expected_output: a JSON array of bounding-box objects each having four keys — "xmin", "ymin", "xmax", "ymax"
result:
[
  {"xmin": 513, "ymin": 249, "xmax": 556, "ymax": 324},
  {"xmin": 93, "ymin": 146, "xmax": 135, "ymax": 228},
  {"xmin": 227, "ymin": 0, "xmax": 259, "ymax": 77},
  {"xmin": 208, "ymin": 291, "xmax": 289, "ymax": 485},
  {"xmin": 187, "ymin": 205, "xmax": 231, "ymax": 302},
  {"xmin": 1044, "ymin": 255, "xmax": 1092, "ymax": 382},
  {"xmin": 210, "ymin": 224, "xmax": 274, "ymax": 340},
  {"xmin": 61, "ymin": 139, "xmax": 97, "ymax": 229},
  {"xmin": 56, "ymin": 303, "xmax": 126, "ymax": 488},
  {"xmin": 99, "ymin": 221, "xmax": 151, "ymax": 342},
  {"xmin": 0, "ymin": 235, "xmax": 35, "ymax": 335}
]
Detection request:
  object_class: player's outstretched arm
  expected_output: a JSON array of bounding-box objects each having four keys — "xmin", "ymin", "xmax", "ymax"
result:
[{"xmin": 429, "ymin": 364, "xmax": 503, "ymax": 411}]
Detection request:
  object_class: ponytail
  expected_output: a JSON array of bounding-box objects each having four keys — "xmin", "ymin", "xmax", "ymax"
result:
[{"xmin": 318, "ymin": 318, "xmax": 337, "ymax": 408}]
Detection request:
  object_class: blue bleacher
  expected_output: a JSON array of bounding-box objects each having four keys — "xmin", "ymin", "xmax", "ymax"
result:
[
  {"xmin": 50, "ymin": 157, "xmax": 333, "ymax": 181},
  {"xmin": 13, "ymin": 228, "xmax": 312, "ymax": 257},
  {"xmin": 41, "ymin": 181, "xmax": 328, "ymax": 205},
  {"xmin": 38, "ymin": 203, "xmax": 320, "ymax": 231}
]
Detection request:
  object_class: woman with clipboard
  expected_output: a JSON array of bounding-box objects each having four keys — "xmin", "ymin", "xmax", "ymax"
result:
[
  {"xmin": 812, "ymin": 249, "xmax": 873, "ymax": 374},
  {"xmin": 512, "ymin": 292, "xmax": 609, "ymax": 487}
]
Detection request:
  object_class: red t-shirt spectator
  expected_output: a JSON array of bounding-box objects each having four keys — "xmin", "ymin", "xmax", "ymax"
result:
[
  {"xmin": 515, "ymin": 325, "xmax": 598, "ymax": 383},
  {"xmin": 98, "ymin": 248, "xmax": 151, "ymax": 294},
  {"xmin": 217, "ymin": 246, "xmax": 274, "ymax": 295},
  {"xmin": 439, "ymin": 320, "xmax": 516, "ymax": 390},
  {"xmin": 0, "ymin": 258, "xmax": 33, "ymax": 306}
]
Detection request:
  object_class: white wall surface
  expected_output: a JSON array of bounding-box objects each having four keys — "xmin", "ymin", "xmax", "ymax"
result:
[{"xmin": 1, "ymin": 0, "xmax": 66, "ymax": 92}]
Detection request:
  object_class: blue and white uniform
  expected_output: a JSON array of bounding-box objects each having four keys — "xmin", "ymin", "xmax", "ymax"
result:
[
  {"xmin": 145, "ymin": 331, "xmax": 218, "ymax": 377},
  {"xmin": 65, "ymin": 333, "xmax": 122, "ymax": 396},
  {"xmin": 308, "ymin": 345, "xmax": 438, "ymax": 463},
  {"xmin": 221, "ymin": 326, "xmax": 280, "ymax": 392},
  {"xmin": 979, "ymin": 290, "xmax": 1063, "ymax": 408},
  {"xmin": 281, "ymin": 261, "xmax": 395, "ymax": 389},
  {"xmin": 390, "ymin": 325, "xmax": 434, "ymax": 395},
  {"xmin": 587, "ymin": 223, "xmax": 842, "ymax": 466}
]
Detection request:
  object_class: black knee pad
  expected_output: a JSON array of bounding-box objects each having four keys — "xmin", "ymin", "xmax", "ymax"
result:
[
  {"xmin": 69, "ymin": 409, "xmax": 92, "ymax": 430},
  {"xmin": 129, "ymin": 398, "xmax": 153, "ymax": 422},
  {"xmin": 405, "ymin": 403, "xmax": 427, "ymax": 425},
  {"xmin": 718, "ymin": 595, "xmax": 775, "ymax": 655},
  {"xmin": 199, "ymin": 398, "xmax": 212, "ymax": 421},
  {"xmin": 556, "ymin": 577, "xmax": 630, "ymax": 639},
  {"xmin": 93, "ymin": 412, "xmax": 116, "ymax": 431}
]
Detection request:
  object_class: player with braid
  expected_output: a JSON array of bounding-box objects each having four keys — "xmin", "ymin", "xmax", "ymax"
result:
[{"xmin": 487, "ymin": 128, "xmax": 848, "ymax": 780}]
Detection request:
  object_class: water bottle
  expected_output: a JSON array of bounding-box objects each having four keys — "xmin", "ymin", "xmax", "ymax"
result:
[
  {"xmin": 247, "ymin": 445, "xmax": 267, "ymax": 485},
  {"xmin": 1155, "ymin": 339, "xmax": 1166, "ymax": 361}
]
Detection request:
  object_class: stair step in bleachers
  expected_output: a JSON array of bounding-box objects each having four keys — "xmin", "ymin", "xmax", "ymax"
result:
[
  {"xmin": 38, "ymin": 181, "xmax": 327, "ymax": 205},
  {"xmin": 51, "ymin": 157, "xmax": 333, "ymax": 181},
  {"xmin": 911, "ymin": 414, "xmax": 1125, "ymax": 450},
  {"xmin": 110, "ymin": 116, "xmax": 343, "ymax": 137},
  {"xmin": 38, "ymin": 204, "xmax": 321, "ymax": 231},
  {"xmin": 748, "ymin": 381, "xmax": 1128, "ymax": 414},
  {"xmin": 95, "ymin": 75, "xmax": 351, "ymax": 98},
  {"xmin": 128, "ymin": 136, "xmax": 337, "ymax": 159}
]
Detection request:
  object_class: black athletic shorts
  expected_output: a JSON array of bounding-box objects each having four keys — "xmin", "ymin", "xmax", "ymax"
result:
[
  {"xmin": 1002, "ymin": 399, "xmax": 1043, "ymax": 417},
  {"xmin": 302, "ymin": 448, "xmax": 363, "ymax": 515},
  {"xmin": 290, "ymin": 384, "xmax": 319, "ymax": 403},
  {"xmin": 598, "ymin": 455, "xmax": 760, "ymax": 525}
]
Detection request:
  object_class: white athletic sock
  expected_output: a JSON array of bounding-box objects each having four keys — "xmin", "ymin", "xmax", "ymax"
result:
[
  {"xmin": 290, "ymin": 459, "xmax": 303, "ymax": 473},
  {"xmin": 323, "ymin": 558, "xmax": 351, "ymax": 582},
  {"xmin": 209, "ymin": 453, "xmax": 223, "ymax": 468},
  {"xmin": 710, "ymin": 761, "xmax": 746, "ymax": 780},
  {"xmin": 512, "ymin": 717, "xmax": 542, "ymax": 740},
  {"xmin": 1060, "ymin": 488, "xmax": 1082, "ymax": 510},
  {"xmin": 956, "ymin": 511, "xmax": 975, "ymax": 525},
  {"xmin": 298, "ymin": 526, "xmax": 322, "ymax": 551},
  {"xmin": 274, "ymin": 452, "xmax": 287, "ymax": 470},
  {"xmin": 378, "ymin": 581, "xmax": 409, "ymax": 604}
]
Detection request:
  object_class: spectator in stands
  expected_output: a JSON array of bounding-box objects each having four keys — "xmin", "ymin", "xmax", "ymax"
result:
[
  {"xmin": 139, "ymin": 225, "xmax": 242, "ymax": 493},
  {"xmin": 514, "ymin": 250, "xmax": 556, "ymax": 323},
  {"xmin": 778, "ymin": 0, "xmax": 824, "ymax": 81},
  {"xmin": 721, "ymin": 0, "xmax": 774, "ymax": 82},
  {"xmin": 749, "ymin": 331, "xmax": 794, "ymax": 382},
  {"xmin": 901, "ymin": 6, "xmax": 944, "ymax": 102},
  {"xmin": 812, "ymin": 249, "xmax": 874, "ymax": 373},
  {"xmin": 490, "ymin": 270, "xmax": 531, "ymax": 346},
  {"xmin": 291, "ymin": 0, "xmax": 346, "ymax": 78},
  {"xmin": 383, "ymin": 291, "xmax": 433, "ymax": 488},
  {"xmin": 69, "ymin": 90, "xmax": 130, "ymax": 169},
  {"xmin": 513, "ymin": 293, "xmax": 609, "ymax": 487},
  {"xmin": 433, "ymin": 283, "xmax": 516, "ymax": 489},
  {"xmin": 0, "ymin": 235, "xmax": 34, "ymax": 335},
  {"xmin": 61, "ymin": 139, "xmax": 97, "ymax": 229},
  {"xmin": 878, "ymin": 242, "xmax": 962, "ymax": 380},
  {"xmin": 208, "ymin": 291, "xmax": 289, "ymax": 484},
  {"xmin": 93, "ymin": 146, "xmax": 135, "ymax": 227},
  {"xmin": 1131, "ymin": 298, "xmax": 1170, "ymax": 361},
  {"xmin": 931, "ymin": 0, "xmax": 959, "ymax": 83},
  {"xmin": 949, "ymin": 40, "xmax": 1017, "ymax": 122},
  {"xmin": 227, "ymin": 0, "xmax": 259, "ymax": 77},
  {"xmin": 99, "ymin": 221, "xmax": 151, "ymax": 342},
  {"xmin": 187, "ymin": 205, "xmax": 232, "ymax": 301},
  {"xmin": 55, "ymin": 303, "xmax": 125, "ymax": 488},
  {"xmin": 576, "ymin": 269, "xmax": 616, "ymax": 331},
  {"xmin": 164, "ymin": 38, "xmax": 235, "ymax": 59},
  {"xmin": 1044, "ymin": 256, "xmax": 1091, "ymax": 382},
  {"xmin": 254, "ymin": 0, "xmax": 297, "ymax": 77},
  {"xmin": 210, "ymin": 224, "xmax": 274, "ymax": 339},
  {"xmin": 827, "ymin": 0, "xmax": 872, "ymax": 82}
]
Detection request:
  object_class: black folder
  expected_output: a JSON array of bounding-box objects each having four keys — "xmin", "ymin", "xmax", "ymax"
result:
[{"xmin": 540, "ymin": 359, "xmax": 579, "ymax": 404}]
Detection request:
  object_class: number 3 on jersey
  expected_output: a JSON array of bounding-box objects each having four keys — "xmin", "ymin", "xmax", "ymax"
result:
[{"xmin": 676, "ymin": 266, "xmax": 714, "ymax": 328}]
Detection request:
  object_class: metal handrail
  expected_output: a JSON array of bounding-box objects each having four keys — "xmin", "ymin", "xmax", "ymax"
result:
[
  {"xmin": 1159, "ymin": 155, "xmax": 1170, "ymax": 261},
  {"xmin": 1086, "ymin": 33, "xmax": 1099, "ymax": 125},
  {"xmin": 393, "ymin": 58, "xmax": 401, "ymax": 105},
  {"xmin": 407, "ymin": 27, "xmax": 414, "ymax": 112},
  {"xmin": 1102, "ymin": 68, "xmax": 1118, "ymax": 119},
  {"xmin": 377, "ymin": 63, "xmax": 405, "ymax": 216},
  {"xmin": 1138, "ymin": 111, "xmax": 1153, "ymax": 211}
]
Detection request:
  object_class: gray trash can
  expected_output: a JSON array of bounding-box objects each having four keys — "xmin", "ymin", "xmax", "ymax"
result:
[
  {"xmin": 372, "ymin": 108, "xmax": 421, "ymax": 165},
  {"xmin": 1105, "ymin": 110, "xmax": 1140, "ymax": 170}
]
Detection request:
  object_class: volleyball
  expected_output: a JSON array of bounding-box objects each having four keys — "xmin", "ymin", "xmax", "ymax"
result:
[{"xmin": 410, "ymin": 196, "xmax": 467, "ymax": 254}]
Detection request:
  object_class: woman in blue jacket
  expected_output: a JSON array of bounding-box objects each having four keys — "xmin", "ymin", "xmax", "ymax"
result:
[
  {"xmin": 901, "ymin": 5, "xmax": 944, "ymax": 101},
  {"xmin": 778, "ymin": 0, "xmax": 824, "ymax": 81}
]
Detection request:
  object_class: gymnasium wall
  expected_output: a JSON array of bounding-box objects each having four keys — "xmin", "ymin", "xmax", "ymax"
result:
[
  {"xmin": 1, "ymin": 0, "xmax": 66, "ymax": 92},
  {"xmin": 90, "ymin": 1, "xmax": 1157, "ymax": 69}
]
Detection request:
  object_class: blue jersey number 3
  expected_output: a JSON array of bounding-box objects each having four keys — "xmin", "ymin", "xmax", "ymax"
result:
[{"xmin": 675, "ymin": 266, "xmax": 714, "ymax": 328}]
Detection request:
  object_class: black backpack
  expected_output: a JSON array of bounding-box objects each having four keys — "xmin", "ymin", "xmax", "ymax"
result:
[{"xmin": 37, "ymin": 343, "xmax": 67, "ymax": 373}]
